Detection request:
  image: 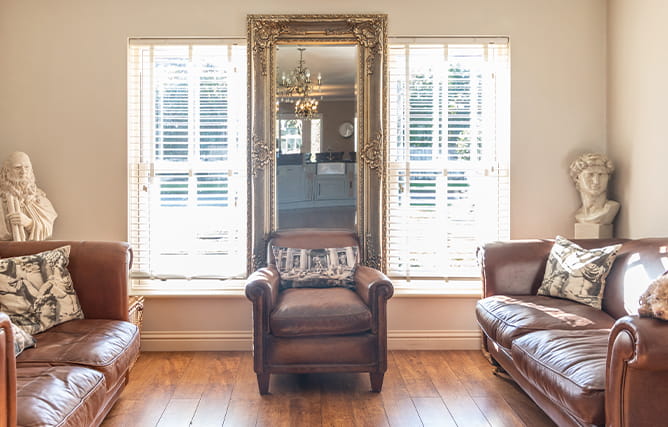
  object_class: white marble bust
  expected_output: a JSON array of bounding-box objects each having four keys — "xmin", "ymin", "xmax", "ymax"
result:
[
  {"xmin": 569, "ymin": 153, "xmax": 620, "ymax": 225},
  {"xmin": 0, "ymin": 151, "xmax": 58, "ymax": 241}
]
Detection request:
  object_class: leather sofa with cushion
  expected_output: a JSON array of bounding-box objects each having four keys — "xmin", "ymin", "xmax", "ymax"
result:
[
  {"xmin": 476, "ymin": 238, "xmax": 668, "ymax": 427},
  {"xmin": 0, "ymin": 241, "xmax": 140, "ymax": 427}
]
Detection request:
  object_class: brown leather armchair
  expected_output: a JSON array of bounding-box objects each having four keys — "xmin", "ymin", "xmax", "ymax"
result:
[{"xmin": 245, "ymin": 229, "xmax": 393, "ymax": 394}]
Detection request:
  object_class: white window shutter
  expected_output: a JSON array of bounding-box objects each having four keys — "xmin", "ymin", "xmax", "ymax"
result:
[
  {"xmin": 128, "ymin": 40, "xmax": 247, "ymax": 287},
  {"xmin": 387, "ymin": 39, "xmax": 510, "ymax": 281}
]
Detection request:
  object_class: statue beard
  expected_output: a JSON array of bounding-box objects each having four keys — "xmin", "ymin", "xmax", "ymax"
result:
[{"xmin": 1, "ymin": 173, "xmax": 38, "ymax": 203}]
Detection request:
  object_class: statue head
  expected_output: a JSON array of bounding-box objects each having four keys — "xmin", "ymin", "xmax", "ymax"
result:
[
  {"xmin": 0, "ymin": 151, "xmax": 38, "ymax": 198},
  {"xmin": 569, "ymin": 153, "xmax": 614, "ymax": 197}
]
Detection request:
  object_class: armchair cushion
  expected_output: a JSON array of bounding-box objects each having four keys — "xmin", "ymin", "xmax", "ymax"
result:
[
  {"xmin": 0, "ymin": 245, "xmax": 84, "ymax": 334},
  {"xmin": 270, "ymin": 287, "xmax": 372, "ymax": 337},
  {"xmin": 272, "ymin": 245, "xmax": 358, "ymax": 290}
]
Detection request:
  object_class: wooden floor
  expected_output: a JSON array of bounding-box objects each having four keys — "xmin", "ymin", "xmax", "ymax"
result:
[{"xmin": 102, "ymin": 350, "xmax": 556, "ymax": 427}]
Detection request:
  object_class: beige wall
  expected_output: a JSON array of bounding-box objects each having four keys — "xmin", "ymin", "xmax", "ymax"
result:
[
  {"xmin": 607, "ymin": 0, "xmax": 668, "ymax": 238},
  {"xmin": 0, "ymin": 0, "xmax": 608, "ymax": 350}
]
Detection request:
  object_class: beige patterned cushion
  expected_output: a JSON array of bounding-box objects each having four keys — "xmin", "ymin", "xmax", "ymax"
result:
[
  {"xmin": 537, "ymin": 236, "xmax": 621, "ymax": 309},
  {"xmin": 0, "ymin": 246, "xmax": 83, "ymax": 334}
]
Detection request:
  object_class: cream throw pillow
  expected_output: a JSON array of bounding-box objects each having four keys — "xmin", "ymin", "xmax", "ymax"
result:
[
  {"xmin": 0, "ymin": 246, "xmax": 84, "ymax": 334},
  {"xmin": 537, "ymin": 236, "xmax": 621, "ymax": 309}
]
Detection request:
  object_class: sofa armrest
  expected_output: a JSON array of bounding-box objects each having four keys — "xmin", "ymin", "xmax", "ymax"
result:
[
  {"xmin": 0, "ymin": 313, "xmax": 17, "ymax": 427},
  {"xmin": 478, "ymin": 240, "xmax": 554, "ymax": 297},
  {"xmin": 0, "ymin": 240, "xmax": 132, "ymax": 321},
  {"xmin": 606, "ymin": 315, "xmax": 668, "ymax": 426}
]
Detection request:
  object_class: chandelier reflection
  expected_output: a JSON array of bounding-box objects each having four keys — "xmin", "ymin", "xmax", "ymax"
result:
[
  {"xmin": 277, "ymin": 47, "xmax": 322, "ymax": 119},
  {"xmin": 294, "ymin": 97, "xmax": 319, "ymax": 119}
]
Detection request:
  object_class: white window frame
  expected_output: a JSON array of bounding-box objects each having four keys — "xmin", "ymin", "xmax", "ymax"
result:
[
  {"xmin": 387, "ymin": 37, "xmax": 510, "ymax": 292},
  {"xmin": 127, "ymin": 38, "xmax": 247, "ymax": 293}
]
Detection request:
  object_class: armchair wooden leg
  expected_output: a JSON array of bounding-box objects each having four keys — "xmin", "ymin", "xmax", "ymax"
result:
[
  {"xmin": 370, "ymin": 372, "xmax": 384, "ymax": 392},
  {"xmin": 257, "ymin": 373, "xmax": 270, "ymax": 395}
]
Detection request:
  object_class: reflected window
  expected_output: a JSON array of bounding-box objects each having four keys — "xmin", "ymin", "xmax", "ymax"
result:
[{"xmin": 277, "ymin": 115, "xmax": 322, "ymax": 155}]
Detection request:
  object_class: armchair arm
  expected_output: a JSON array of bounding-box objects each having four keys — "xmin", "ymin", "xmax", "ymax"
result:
[
  {"xmin": 354, "ymin": 265, "xmax": 393, "ymax": 334},
  {"xmin": 0, "ymin": 312, "xmax": 17, "ymax": 427},
  {"xmin": 245, "ymin": 266, "xmax": 280, "ymax": 373},
  {"xmin": 606, "ymin": 315, "xmax": 668, "ymax": 426},
  {"xmin": 354, "ymin": 265, "xmax": 394, "ymax": 305}
]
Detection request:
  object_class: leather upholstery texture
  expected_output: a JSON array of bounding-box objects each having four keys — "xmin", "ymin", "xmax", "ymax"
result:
[
  {"xmin": 476, "ymin": 237, "xmax": 668, "ymax": 427},
  {"xmin": 271, "ymin": 288, "xmax": 372, "ymax": 337},
  {"xmin": 0, "ymin": 241, "xmax": 138, "ymax": 427},
  {"xmin": 16, "ymin": 365, "xmax": 106, "ymax": 427},
  {"xmin": 476, "ymin": 295, "xmax": 615, "ymax": 349},
  {"xmin": 17, "ymin": 319, "xmax": 140, "ymax": 391},
  {"xmin": 512, "ymin": 329, "xmax": 609, "ymax": 425},
  {"xmin": 246, "ymin": 229, "xmax": 393, "ymax": 394}
]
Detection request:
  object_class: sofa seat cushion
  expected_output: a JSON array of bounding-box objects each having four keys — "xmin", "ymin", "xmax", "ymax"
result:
[
  {"xmin": 270, "ymin": 287, "xmax": 372, "ymax": 337},
  {"xmin": 17, "ymin": 319, "xmax": 140, "ymax": 391},
  {"xmin": 476, "ymin": 295, "xmax": 615, "ymax": 349},
  {"xmin": 17, "ymin": 364, "xmax": 107, "ymax": 427},
  {"xmin": 511, "ymin": 329, "xmax": 609, "ymax": 426}
]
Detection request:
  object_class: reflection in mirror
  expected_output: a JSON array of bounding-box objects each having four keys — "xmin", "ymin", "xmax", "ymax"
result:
[{"xmin": 275, "ymin": 44, "xmax": 357, "ymax": 230}]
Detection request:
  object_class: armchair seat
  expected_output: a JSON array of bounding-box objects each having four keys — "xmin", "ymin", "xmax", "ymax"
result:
[{"xmin": 271, "ymin": 288, "xmax": 372, "ymax": 337}]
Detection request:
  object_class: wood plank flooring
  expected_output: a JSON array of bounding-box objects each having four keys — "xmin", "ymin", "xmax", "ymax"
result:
[{"xmin": 102, "ymin": 351, "xmax": 556, "ymax": 427}]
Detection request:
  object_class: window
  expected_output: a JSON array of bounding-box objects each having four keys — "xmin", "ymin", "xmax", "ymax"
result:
[
  {"xmin": 128, "ymin": 39, "xmax": 247, "ymax": 289},
  {"xmin": 277, "ymin": 115, "xmax": 322, "ymax": 155},
  {"xmin": 387, "ymin": 38, "xmax": 510, "ymax": 282}
]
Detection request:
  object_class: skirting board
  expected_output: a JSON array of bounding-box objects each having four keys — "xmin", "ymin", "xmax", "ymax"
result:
[{"xmin": 139, "ymin": 330, "xmax": 482, "ymax": 351}]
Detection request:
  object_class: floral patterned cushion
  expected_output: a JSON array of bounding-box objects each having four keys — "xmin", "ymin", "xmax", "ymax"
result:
[
  {"xmin": 272, "ymin": 246, "xmax": 359, "ymax": 290},
  {"xmin": 537, "ymin": 236, "xmax": 621, "ymax": 309},
  {"xmin": 0, "ymin": 246, "xmax": 84, "ymax": 334}
]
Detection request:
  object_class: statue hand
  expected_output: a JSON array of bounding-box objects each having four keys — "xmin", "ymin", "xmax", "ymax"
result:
[{"xmin": 7, "ymin": 212, "xmax": 33, "ymax": 229}]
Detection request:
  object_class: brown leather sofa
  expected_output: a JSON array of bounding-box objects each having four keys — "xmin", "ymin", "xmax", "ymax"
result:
[
  {"xmin": 476, "ymin": 238, "xmax": 668, "ymax": 427},
  {"xmin": 0, "ymin": 241, "xmax": 140, "ymax": 427},
  {"xmin": 245, "ymin": 229, "xmax": 393, "ymax": 394}
]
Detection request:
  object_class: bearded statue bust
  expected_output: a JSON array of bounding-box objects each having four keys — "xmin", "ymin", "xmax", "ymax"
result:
[{"xmin": 0, "ymin": 151, "xmax": 58, "ymax": 241}]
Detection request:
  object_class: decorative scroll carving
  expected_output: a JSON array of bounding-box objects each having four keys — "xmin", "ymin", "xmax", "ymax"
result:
[
  {"xmin": 349, "ymin": 18, "xmax": 385, "ymax": 75},
  {"xmin": 360, "ymin": 131, "xmax": 384, "ymax": 175},
  {"xmin": 252, "ymin": 248, "xmax": 267, "ymax": 270},
  {"xmin": 251, "ymin": 135, "xmax": 271, "ymax": 177},
  {"xmin": 364, "ymin": 233, "xmax": 381, "ymax": 270},
  {"xmin": 249, "ymin": 18, "xmax": 288, "ymax": 76}
]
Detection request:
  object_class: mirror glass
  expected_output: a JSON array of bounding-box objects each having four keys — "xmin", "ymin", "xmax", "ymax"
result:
[{"xmin": 275, "ymin": 44, "xmax": 357, "ymax": 230}]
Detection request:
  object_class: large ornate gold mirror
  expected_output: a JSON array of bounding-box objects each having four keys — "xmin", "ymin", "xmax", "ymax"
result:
[{"xmin": 248, "ymin": 14, "xmax": 387, "ymax": 271}]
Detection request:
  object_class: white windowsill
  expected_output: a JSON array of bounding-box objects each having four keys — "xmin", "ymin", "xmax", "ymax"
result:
[{"xmin": 130, "ymin": 279, "xmax": 482, "ymax": 299}]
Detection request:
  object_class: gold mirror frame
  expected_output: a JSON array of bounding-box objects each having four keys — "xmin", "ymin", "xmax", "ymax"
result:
[{"xmin": 248, "ymin": 14, "xmax": 387, "ymax": 272}]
